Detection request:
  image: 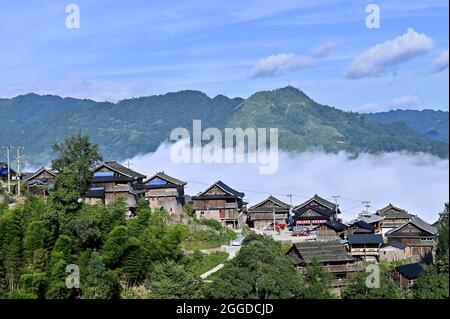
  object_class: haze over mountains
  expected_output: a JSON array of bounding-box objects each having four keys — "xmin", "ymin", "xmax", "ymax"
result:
[{"xmin": 0, "ymin": 86, "xmax": 448, "ymax": 166}]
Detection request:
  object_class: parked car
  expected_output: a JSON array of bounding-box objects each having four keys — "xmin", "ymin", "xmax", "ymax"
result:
[{"xmin": 232, "ymin": 235, "xmax": 245, "ymax": 246}]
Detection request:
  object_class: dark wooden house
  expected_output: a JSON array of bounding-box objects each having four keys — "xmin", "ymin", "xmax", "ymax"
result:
[
  {"xmin": 347, "ymin": 234, "xmax": 384, "ymax": 262},
  {"xmin": 391, "ymin": 263, "xmax": 424, "ymax": 290},
  {"xmin": 291, "ymin": 195, "xmax": 340, "ymax": 229},
  {"xmin": 23, "ymin": 167, "xmax": 57, "ymax": 196},
  {"xmin": 84, "ymin": 161, "xmax": 146, "ymax": 211},
  {"xmin": 376, "ymin": 203, "xmax": 410, "ymax": 233},
  {"xmin": 355, "ymin": 214, "xmax": 385, "ymax": 233},
  {"xmin": 286, "ymin": 241, "xmax": 360, "ymax": 290},
  {"xmin": 347, "ymin": 220, "xmax": 376, "ymax": 235},
  {"xmin": 386, "ymin": 216, "xmax": 437, "ymax": 263},
  {"xmin": 143, "ymin": 172, "xmax": 186, "ymax": 216},
  {"xmin": 0, "ymin": 162, "xmax": 18, "ymax": 180},
  {"xmin": 247, "ymin": 195, "xmax": 290, "ymax": 229},
  {"xmin": 316, "ymin": 220, "xmax": 347, "ymax": 241},
  {"xmin": 192, "ymin": 181, "xmax": 246, "ymax": 228}
]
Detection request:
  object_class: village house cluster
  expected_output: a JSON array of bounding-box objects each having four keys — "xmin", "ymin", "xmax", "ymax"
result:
[{"xmin": 1, "ymin": 161, "xmax": 441, "ymax": 293}]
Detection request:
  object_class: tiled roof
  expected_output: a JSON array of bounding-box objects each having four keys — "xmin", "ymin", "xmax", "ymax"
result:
[
  {"xmin": 95, "ymin": 161, "xmax": 146, "ymax": 179},
  {"xmin": 395, "ymin": 263, "xmax": 424, "ymax": 280},
  {"xmin": 291, "ymin": 240, "xmax": 355, "ymax": 264},
  {"xmin": 348, "ymin": 234, "xmax": 384, "ymax": 245}
]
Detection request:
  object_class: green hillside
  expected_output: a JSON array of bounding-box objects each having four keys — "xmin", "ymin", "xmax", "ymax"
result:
[
  {"xmin": 0, "ymin": 87, "xmax": 448, "ymax": 166},
  {"xmin": 365, "ymin": 109, "xmax": 449, "ymax": 142}
]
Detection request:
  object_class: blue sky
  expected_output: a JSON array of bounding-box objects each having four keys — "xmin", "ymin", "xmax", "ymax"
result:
[{"xmin": 0, "ymin": 0, "xmax": 448, "ymax": 111}]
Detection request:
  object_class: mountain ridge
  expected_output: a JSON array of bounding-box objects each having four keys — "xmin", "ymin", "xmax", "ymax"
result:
[{"xmin": 1, "ymin": 87, "xmax": 448, "ymax": 166}]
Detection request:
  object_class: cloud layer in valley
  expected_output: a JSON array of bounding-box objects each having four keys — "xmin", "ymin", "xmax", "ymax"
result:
[{"xmin": 125, "ymin": 141, "xmax": 449, "ymax": 223}]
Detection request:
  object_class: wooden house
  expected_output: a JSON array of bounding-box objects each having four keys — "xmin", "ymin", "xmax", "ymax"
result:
[
  {"xmin": 143, "ymin": 171, "xmax": 186, "ymax": 216},
  {"xmin": 376, "ymin": 203, "xmax": 411, "ymax": 234},
  {"xmin": 346, "ymin": 220, "xmax": 376, "ymax": 235},
  {"xmin": 347, "ymin": 234, "xmax": 384, "ymax": 262},
  {"xmin": 316, "ymin": 220, "xmax": 347, "ymax": 241},
  {"xmin": 385, "ymin": 216, "xmax": 437, "ymax": 263},
  {"xmin": 391, "ymin": 263, "xmax": 424, "ymax": 290},
  {"xmin": 192, "ymin": 181, "xmax": 246, "ymax": 228},
  {"xmin": 23, "ymin": 167, "xmax": 57, "ymax": 196},
  {"xmin": 355, "ymin": 213, "xmax": 384, "ymax": 233},
  {"xmin": 85, "ymin": 161, "xmax": 146, "ymax": 211},
  {"xmin": 286, "ymin": 241, "xmax": 361, "ymax": 290},
  {"xmin": 247, "ymin": 195, "xmax": 290, "ymax": 229},
  {"xmin": 291, "ymin": 195, "xmax": 340, "ymax": 229},
  {"xmin": 379, "ymin": 242, "xmax": 408, "ymax": 262},
  {"xmin": 0, "ymin": 162, "xmax": 18, "ymax": 180}
]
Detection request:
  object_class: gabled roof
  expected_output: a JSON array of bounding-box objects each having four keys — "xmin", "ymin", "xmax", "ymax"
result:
[
  {"xmin": 94, "ymin": 161, "xmax": 146, "ymax": 179},
  {"xmin": 386, "ymin": 216, "xmax": 438, "ymax": 237},
  {"xmin": 248, "ymin": 195, "xmax": 290, "ymax": 212},
  {"xmin": 294, "ymin": 205, "xmax": 335, "ymax": 219},
  {"xmin": 294, "ymin": 194, "xmax": 337, "ymax": 211},
  {"xmin": 322, "ymin": 220, "xmax": 347, "ymax": 232},
  {"xmin": 394, "ymin": 263, "xmax": 424, "ymax": 280},
  {"xmin": 23, "ymin": 167, "xmax": 57, "ymax": 182},
  {"xmin": 350, "ymin": 220, "xmax": 376, "ymax": 231},
  {"xmin": 144, "ymin": 171, "xmax": 186, "ymax": 186},
  {"xmin": 196, "ymin": 180, "xmax": 244, "ymax": 198},
  {"xmin": 348, "ymin": 234, "xmax": 384, "ymax": 245},
  {"xmin": 357, "ymin": 214, "xmax": 385, "ymax": 224},
  {"xmin": 289, "ymin": 240, "xmax": 354, "ymax": 264},
  {"xmin": 376, "ymin": 203, "xmax": 410, "ymax": 218}
]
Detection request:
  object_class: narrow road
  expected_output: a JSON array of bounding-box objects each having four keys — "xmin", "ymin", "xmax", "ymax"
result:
[{"xmin": 200, "ymin": 245, "xmax": 241, "ymax": 280}]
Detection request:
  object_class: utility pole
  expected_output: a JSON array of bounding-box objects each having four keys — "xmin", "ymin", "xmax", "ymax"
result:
[
  {"xmin": 273, "ymin": 207, "xmax": 276, "ymax": 232},
  {"xmin": 1, "ymin": 146, "xmax": 11, "ymax": 194},
  {"xmin": 1, "ymin": 145, "xmax": 24, "ymax": 195},
  {"xmin": 362, "ymin": 201, "xmax": 371, "ymax": 214},
  {"xmin": 287, "ymin": 194, "xmax": 293, "ymax": 216},
  {"xmin": 125, "ymin": 161, "xmax": 132, "ymax": 169},
  {"xmin": 332, "ymin": 195, "xmax": 340, "ymax": 216},
  {"xmin": 16, "ymin": 147, "xmax": 24, "ymax": 196}
]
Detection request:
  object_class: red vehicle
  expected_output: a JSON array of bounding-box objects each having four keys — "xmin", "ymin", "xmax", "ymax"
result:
[{"xmin": 269, "ymin": 222, "xmax": 286, "ymax": 229}]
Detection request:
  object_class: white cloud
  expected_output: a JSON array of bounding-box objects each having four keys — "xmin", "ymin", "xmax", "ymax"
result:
[
  {"xmin": 429, "ymin": 50, "xmax": 449, "ymax": 74},
  {"xmin": 250, "ymin": 42, "xmax": 337, "ymax": 78},
  {"xmin": 310, "ymin": 42, "xmax": 338, "ymax": 59},
  {"xmin": 389, "ymin": 95, "xmax": 422, "ymax": 109},
  {"xmin": 126, "ymin": 141, "xmax": 449, "ymax": 222},
  {"xmin": 345, "ymin": 28, "xmax": 435, "ymax": 79},
  {"xmin": 249, "ymin": 53, "xmax": 313, "ymax": 78}
]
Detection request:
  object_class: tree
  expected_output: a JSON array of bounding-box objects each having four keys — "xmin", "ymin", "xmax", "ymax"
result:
[
  {"xmin": 82, "ymin": 252, "xmax": 114, "ymax": 299},
  {"xmin": 436, "ymin": 203, "xmax": 449, "ymax": 273},
  {"xmin": 146, "ymin": 261, "xmax": 203, "ymax": 299},
  {"xmin": 0, "ymin": 210, "xmax": 25, "ymax": 290},
  {"xmin": 23, "ymin": 221, "xmax": 49, "ymax": 266},
  {"xmin": 412, "ymin": 267, "xmax": 449, "ymax": 299},
  {"xmin": 101, "ymin": 226, "xmax": 137, "ymax": 268},
  {"xmin": 66, "ymin": 204, "xmax": 103, "ymax": 249},
  {"xmin": 342, "ymin": 266, "xmax": 404, "ymax": 299},
  {"xmin": 51, "ymin": 132, "xmax": 102, "ymax": 196},
  {"xmin": 303, "ymin": 260, "xmax": 335, "ymax": 299},
  {"xmin": 205, "ymin": 234, "xmax": 305, "ymax": 299},
  {"xmin": 46, "ymin": 235, "xmax": 74, "ymax": 299}
]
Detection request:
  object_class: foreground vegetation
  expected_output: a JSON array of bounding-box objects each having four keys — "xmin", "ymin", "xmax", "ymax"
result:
[{"xmin": 0, "ymin": 134, "xmax": 448, "ymax": 299}]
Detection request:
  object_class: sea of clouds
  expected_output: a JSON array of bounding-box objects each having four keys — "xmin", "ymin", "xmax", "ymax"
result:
[{"xmin": 126, "ymin": 141, "xmax": 449, "ymax": 223}]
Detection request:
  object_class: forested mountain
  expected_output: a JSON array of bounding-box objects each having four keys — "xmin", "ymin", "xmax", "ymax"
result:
[
  {"xmin": 365, "ymin": 109, "xmax": 449, "ymax": 142},
  {"xmin": 1, "ymin": 87, "xmax": 448, "ymax": 166}
]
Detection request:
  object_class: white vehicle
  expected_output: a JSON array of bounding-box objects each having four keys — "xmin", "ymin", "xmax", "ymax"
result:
[{"xmin": 231, "ymin": 235, "xmax": 245, "ymax": 246}]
